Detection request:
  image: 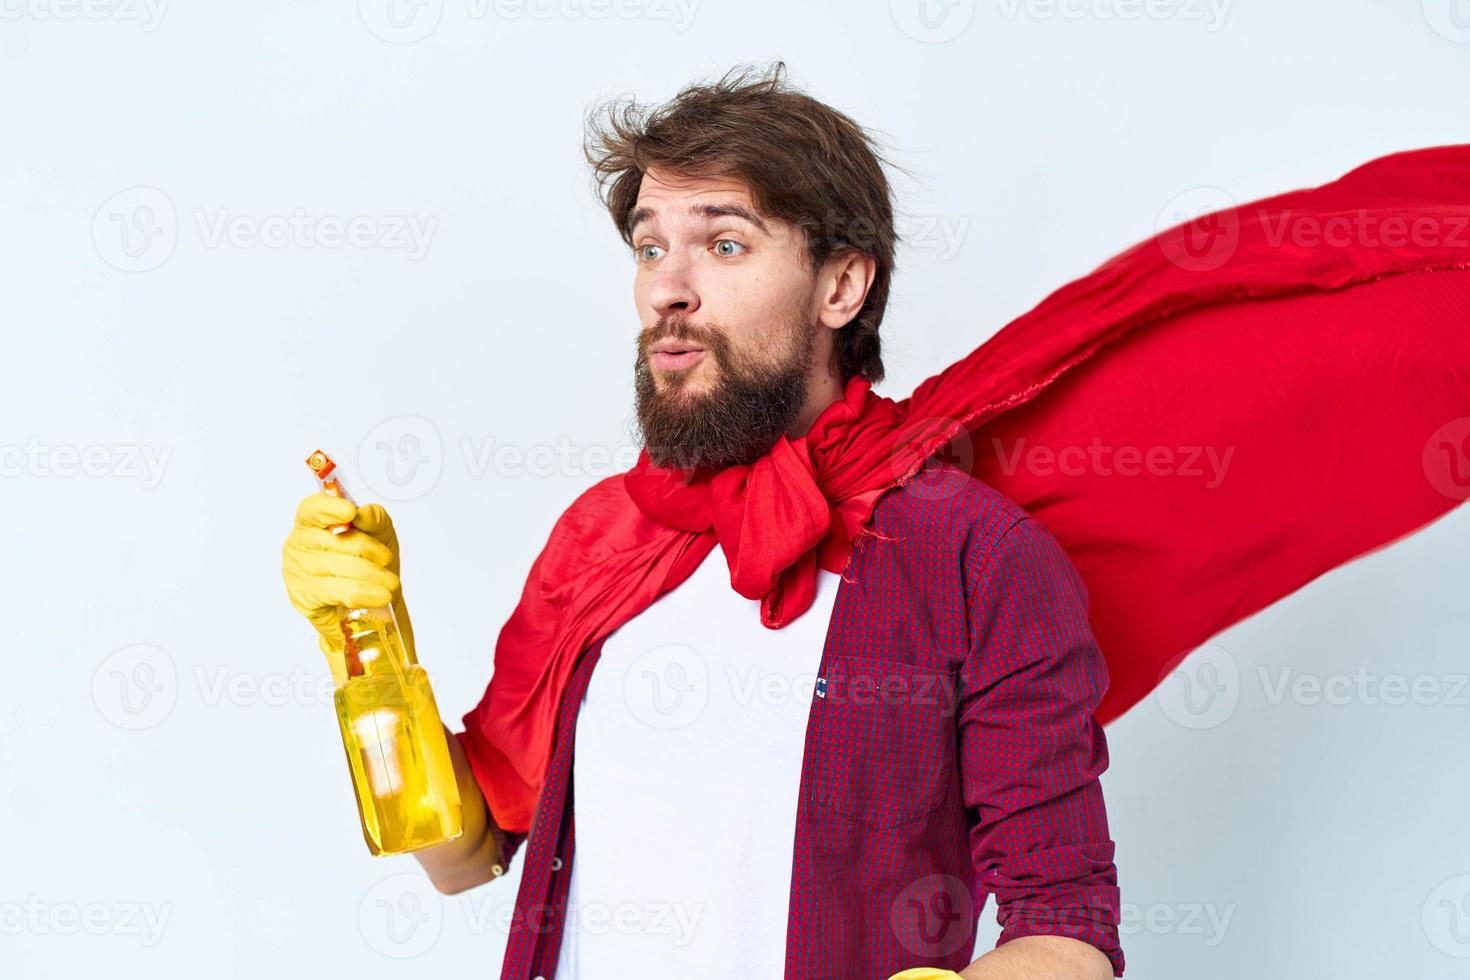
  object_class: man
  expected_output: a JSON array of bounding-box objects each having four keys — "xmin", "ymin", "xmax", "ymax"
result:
[
  {"xmin": 283, "ymin": 59, "xmax": 1470, "ymax": 979},
  {"xmin": 284, "ymin": 63, "xmax": 1122, "ymax": 978}
]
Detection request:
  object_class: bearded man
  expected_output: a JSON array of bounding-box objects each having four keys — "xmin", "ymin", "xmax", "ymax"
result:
[{"xmin": 282, "ymin": 63, "xmax": 1470, "ymax": 980}]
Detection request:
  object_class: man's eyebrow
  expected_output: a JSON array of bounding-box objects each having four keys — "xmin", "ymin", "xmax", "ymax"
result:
[{"xmin": 627, "ymin": 203, "xmax": 770, "ymax": 238}]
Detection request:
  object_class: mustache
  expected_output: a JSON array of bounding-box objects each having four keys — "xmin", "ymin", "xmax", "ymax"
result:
[{"xmin": 637, "ymin": 318, "xmax": 728, "ymax": 358}]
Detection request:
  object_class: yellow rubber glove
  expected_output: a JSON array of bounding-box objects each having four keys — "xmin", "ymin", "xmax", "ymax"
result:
[
  {"xmin": 887, "ymin": 971, "xmax": 965, "ymax": 980},
  {"xmin": 281, "ymin": 492, "xmax": 416, "ymax": 674}
]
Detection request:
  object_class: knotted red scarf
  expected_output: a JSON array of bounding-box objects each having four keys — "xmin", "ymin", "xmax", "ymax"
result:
[{"xmin": 460, "ymin": 144, "xmax": 1470, "ymax": 834}]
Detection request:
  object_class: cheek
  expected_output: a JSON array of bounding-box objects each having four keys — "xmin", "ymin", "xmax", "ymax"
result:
[
  {"xmin": 717, "ymin": 265, "xmax": 800, "ymax": 323},
  {"xmin": 632, "ymin": 273, "xmax": 649, "ymax": 315},
  {"xmin": 633, "ymin": 282, "xmax": 665, "ymax": 335}
]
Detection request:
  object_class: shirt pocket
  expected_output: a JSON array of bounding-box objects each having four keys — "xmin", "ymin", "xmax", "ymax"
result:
[{"xmin": 810, "ymin": 655, "xmax": 957, "ymax": 829}]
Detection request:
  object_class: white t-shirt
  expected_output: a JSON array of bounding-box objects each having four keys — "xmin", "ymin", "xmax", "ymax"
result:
[{"xmin": 553, "ymin": 543, "xmax": 841, "ymax": 978}]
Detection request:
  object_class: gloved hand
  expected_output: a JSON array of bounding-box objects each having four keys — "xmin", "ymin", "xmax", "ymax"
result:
[
  {"xmin": 886, "ymin": 971, "xmax": 964, "ymax": 980},
  {"xmin": 281, "ymin": 492, "xmax": 416, "ymax": 668}
]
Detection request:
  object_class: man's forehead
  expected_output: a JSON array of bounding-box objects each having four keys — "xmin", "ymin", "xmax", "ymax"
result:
[
  {"xmin": 634, "ymin": 169, "xmax": 754, "ymax": 209},
  {"xmin": 628, "ymin": 169, "xmax": 775, "ymax": 238}
]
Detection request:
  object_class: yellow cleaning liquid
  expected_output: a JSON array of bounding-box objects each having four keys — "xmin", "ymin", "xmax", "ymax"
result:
[
  {"xmin": 305, "ymin": 449, "xmax": 462, "ymax": 857},
  {"xmin": 334, "ymin": 606, "xmax": 463, "ymax": 856}
]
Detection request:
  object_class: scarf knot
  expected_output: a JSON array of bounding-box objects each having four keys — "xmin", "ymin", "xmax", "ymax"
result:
[{"xmin": 625, "ymin": 374, "xmax": 905, "ymax": 627}]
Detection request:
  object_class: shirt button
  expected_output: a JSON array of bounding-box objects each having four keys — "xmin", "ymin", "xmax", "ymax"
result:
[
  {"xmin": 491, "ymin": 864, "xmax": 505, "ymax": 878},
  {"xmin": 550, "ymin": 856, "xmax": 564, "ymax": 872}
]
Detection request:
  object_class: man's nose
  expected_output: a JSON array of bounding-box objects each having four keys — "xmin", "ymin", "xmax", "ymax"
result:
[{"xmin": 645, "ymin": 249, "xmax": 701, "ymax": 319}]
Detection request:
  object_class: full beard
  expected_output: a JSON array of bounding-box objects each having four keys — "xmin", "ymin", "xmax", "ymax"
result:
[{"xmin": 634, "ymin": 312, "xmax": 817, "ymax": 471}]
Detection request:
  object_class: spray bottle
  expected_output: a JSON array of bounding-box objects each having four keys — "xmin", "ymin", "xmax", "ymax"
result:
[{"xmin": 306, "ymin": 449, "xmax": 463, "ymax": 856}]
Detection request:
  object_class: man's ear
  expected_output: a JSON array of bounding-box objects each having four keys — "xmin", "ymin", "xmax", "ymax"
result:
[{"xmin": 818, "ymin": 251, "xmax": 878, "ymax": 331}]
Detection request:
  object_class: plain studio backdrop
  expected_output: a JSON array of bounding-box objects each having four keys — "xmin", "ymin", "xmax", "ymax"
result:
[{"xmin": 4, "ymin": 2, "xmax": 1469, "ymax": 977}]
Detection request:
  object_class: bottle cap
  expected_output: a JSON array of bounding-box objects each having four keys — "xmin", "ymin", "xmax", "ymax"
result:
[
  {"xmin": 305, "ymin": 449, "xmax": 354, "ymax": 535},
  {"xmin": 305, "ymin": 449, "xmax": 336, "ymax": 478}
]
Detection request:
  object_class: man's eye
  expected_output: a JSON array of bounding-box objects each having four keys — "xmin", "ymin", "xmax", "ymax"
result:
[
  {"xmin": 713, "ymin": 240, "xmax": 745, "ymax": 257},
  {"xmin": 636, "ymin": 243, "xmax": 665, "ymax": 261}
]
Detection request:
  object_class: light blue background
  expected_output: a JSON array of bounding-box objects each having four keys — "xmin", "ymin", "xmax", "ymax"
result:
[{"xmin": 4, "ymin": 1, "xmax": 1469, "ymax": 976}]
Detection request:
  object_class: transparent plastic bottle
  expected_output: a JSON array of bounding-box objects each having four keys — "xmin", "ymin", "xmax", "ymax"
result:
[{"xmin": 306, "ymin": 449, "xmax": 463, "ymax": 856}]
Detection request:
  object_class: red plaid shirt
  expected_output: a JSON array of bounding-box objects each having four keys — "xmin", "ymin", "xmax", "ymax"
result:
[{"xmin": 464, "ymin": 462, "xmax": 1124, "ymax": 978}]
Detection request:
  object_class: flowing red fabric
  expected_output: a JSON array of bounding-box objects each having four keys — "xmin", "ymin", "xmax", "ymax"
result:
[{"xmin": 461, "ymin": 145, "xmax": 1470, "ymax": 834}]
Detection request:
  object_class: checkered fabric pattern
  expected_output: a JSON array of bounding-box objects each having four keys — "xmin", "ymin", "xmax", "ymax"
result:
[{"xmin": 491, "ymin": 462, "xmax": 1124, "ymax": 978}]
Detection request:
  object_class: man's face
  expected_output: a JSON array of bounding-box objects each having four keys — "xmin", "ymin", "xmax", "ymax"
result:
[{"xmin": 630, "ymin": 167, "xmax": 826, "ymax": 470}]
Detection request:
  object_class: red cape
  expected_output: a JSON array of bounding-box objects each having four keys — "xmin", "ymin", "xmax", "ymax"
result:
[{"xmin": 460, "ymin": 145, "xmax": 1470, "ymax": 834}]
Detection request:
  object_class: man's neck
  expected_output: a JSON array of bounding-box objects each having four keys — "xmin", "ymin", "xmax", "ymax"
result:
[{"xmin": 786, "ymin": 370, "xmax": 848, "ymax": 440}]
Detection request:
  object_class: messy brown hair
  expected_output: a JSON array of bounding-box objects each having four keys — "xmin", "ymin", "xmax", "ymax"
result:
[{"xmin": 583, "ymin": 62, "xmax": 904, "ymax": 384}]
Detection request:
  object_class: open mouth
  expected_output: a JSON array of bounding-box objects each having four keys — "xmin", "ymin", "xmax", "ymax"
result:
[{"xmin": 649, "ymin": 341, "xmax": 707, "ymax": 372}]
